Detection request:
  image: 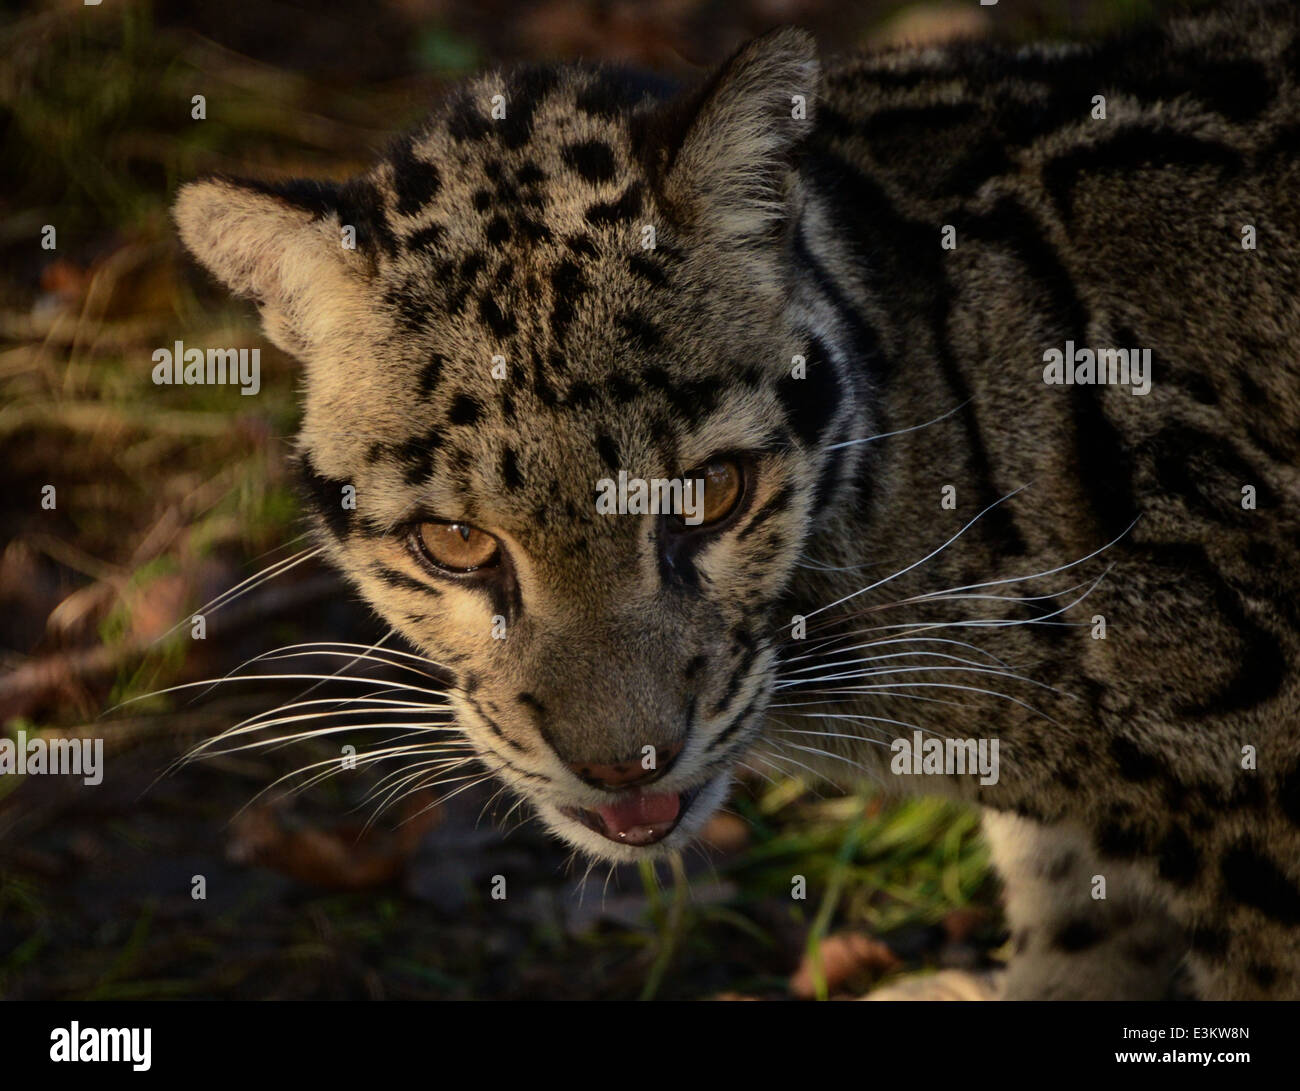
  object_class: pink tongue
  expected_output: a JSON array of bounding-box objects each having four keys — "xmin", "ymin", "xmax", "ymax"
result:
[{"xmin": 595, "ymin": 791, "xmax": 681, "ymax": 836}]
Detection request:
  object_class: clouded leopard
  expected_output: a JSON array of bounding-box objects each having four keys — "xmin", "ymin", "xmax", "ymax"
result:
[{"xmin": 173, "ymin": 0, "xmax": 1300, "ymax": 999}]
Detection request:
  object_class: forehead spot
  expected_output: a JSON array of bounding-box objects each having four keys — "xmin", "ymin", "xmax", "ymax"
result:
[
  {"xmin": 584, "ymin": 182, "xmax": 642, "ymax": 227},
  {"xmin": 446, "ymin": 253, "xmax": 487, "ymax": 316},
  {"xmin": 515, "ymin": 216, "xmax": 553, "ymax": 243},
  {"xmin": 573, "ymin": 70, "xmax": 658, "ymax": 119},
  {"xmin": 566, "ymin": 234, "xmax": 598, "ymax": 258},
  {"xmin": 398, "ymin": 428, "xmax": 442, "ymax": 485},
  {"xmin": 642, "ymin": 368, "xmax": 723, "ymax": 425},
  {"xmin": 549, "ymin": 259, "xmax": 587, "ymax": 345},
  {"xmin": 529, "ymin": 351, "xmax": 559, "ymax": 407},
  {"xmin": 606, "ymin": 374, "xmax": 640, "ymax": 404},
  {"xmin": 478, "ymin": 292, "xmax": 517, "ymax": 338},
  {"xmin": 516, "ymin": 161, "xmax": 547, "ymax": 185},
  {"xmin": 448, "ymin": 101, "xmax": 492, "ymax": 143},
  {"xmin": 566, "ymin": 380, "xmax": 597, "ymax": 407},
  {"xmin": 448, "ymin": 393, "xmax": 484, "ymax": 426},
  {"xmin": 390, "ymin": 137, "xmax": 442, "ymax": 216},
  {"xmin": 616, "ymin": 311, "xmax": 661, "ymax": 350},
  {"xmin": 596, "ymin": 434, "xmax": 620, "ymax": 471},
  {"xmin": 500, "ymin": 446, "xmax": 524, "ymax": 490},
  {"xmin": 385, "ymin": 282, "xmax": 433, "ymax": 332},
  {"xmin": 562, "ymin": 140, "xmax": 618, "ymax": 183},
  {"xmin": 497, "ymin": 67, "xmax": 562, "ymax": 150},
  {"xmin": 418, "ymin": 353, "xmax": 445, "ymax": 397},
  {"xmin": 406, "ymin": 222, "xmax": 445, "ymax": 252},
  {"xmin": 448, "ymin": 447, "xmax": 472, "ymax": 477},
  {"xmin": 493, "ymin": 177, "xmax": 519, "ymax": 205},
  {"xmin": 627, "ymin": 253, "xmax": 668, "ymax": 287}
]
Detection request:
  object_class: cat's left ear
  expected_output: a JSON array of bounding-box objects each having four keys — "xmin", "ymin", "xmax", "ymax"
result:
[
  {"xmin": 173, "ymin": 176, "xmax": 372, "ymax": 356},
  {"xmin": 657, "ymin": 27, "xmax": 819, "ymax": 247}
]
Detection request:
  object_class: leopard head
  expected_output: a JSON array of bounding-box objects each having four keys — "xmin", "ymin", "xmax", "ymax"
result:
[{"xmin": 173, "ymin": 29, "xmax": 862, "ymax": 861}]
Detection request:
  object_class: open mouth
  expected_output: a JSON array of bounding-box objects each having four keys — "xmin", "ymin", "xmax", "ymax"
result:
[{"xmin": 560, "ymin": 784, "xmax": 703, "ymax": 847}]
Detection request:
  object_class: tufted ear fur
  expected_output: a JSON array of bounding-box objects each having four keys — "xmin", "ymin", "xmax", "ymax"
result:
[
  {"xmin": 173, "ymin": 176, "xmax": 374, "ymax": 357},
  {"xmin": 660, "ymin": 27, "xmax": 820, "ymax": 248}
]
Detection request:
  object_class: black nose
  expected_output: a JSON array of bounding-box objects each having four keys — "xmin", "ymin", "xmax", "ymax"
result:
[{"xmin": 566, "ymin": 741, "xmax": 683, "ymax": 790}]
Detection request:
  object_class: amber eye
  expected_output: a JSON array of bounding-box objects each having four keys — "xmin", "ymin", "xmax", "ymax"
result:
[
  {"xmin": 412, "ymin": 522, "xmax": 500, "ymax": 573},
  {"xmin": 680, "ymin": 458, "xmax": 744, "ymax": 528}
]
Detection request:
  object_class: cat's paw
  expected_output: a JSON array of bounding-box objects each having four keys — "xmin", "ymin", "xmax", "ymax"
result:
[{"xmin": 860, "ymin": 969, "xmax": 1004, "ymax": 1001}]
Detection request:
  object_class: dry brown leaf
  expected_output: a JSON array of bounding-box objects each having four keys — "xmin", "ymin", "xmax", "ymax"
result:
[
  {"xmin": 39, "ymin": 259, "xmax": 92, "ymax": 306},
  {"xmin": 227, "ymin": 792, "xmax": 444, "ymax": 890},
  {"xmin": 941, "ymin": 906, "xmax": 990, "ymax": 944},
  {"xmin": 698, "ymin": 812, "xmax": 751, "ymax": 854},
  {"xmin": 789, "ymin": 931, "xmax": 902, "ymax": 998}
]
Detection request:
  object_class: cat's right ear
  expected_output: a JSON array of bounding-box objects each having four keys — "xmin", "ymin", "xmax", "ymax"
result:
[{"xmin": 173, "ymin": 176, "xmax": 372, "ymax": 356}]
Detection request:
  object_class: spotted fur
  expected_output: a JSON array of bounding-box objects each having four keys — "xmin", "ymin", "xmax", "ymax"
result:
[{"xmin": 175, "ymin": 1, "xmax": 1300, "ymax": 998}]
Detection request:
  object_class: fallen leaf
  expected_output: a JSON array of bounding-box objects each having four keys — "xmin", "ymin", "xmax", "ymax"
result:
[
  {"xmin": 789, "ymin": 931, "xmax": 902, "ymax": 998},
  {"xmin": 227, "ymin": 791, "xmax": 443, "ymax": 890},
  {"xmin": 698, "ymin": 812, "xmax": 750, "ymax": 854},
  {"xmin": 941, "ymin": 906, "xmax": 990, "ymax": 944}
]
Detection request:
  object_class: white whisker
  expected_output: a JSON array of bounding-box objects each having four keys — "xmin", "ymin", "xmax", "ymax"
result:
[
  {"xmin": 147, "ymin": 546, "xmax": 323, "ymax": 652},
  {"xmin": 777, "ymin": 663, "xmax": 1076, "ymax": 701},
  {"xmin": 798, "ymin": 484, "xmax": 1030, "ymax": 621},
  {"xmin": 827, "ymin": 398, "xmax": 969, "ymax": 451}
]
